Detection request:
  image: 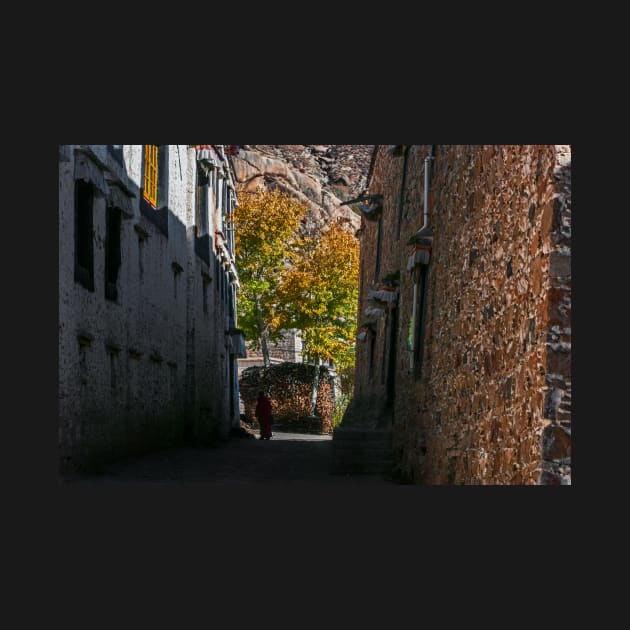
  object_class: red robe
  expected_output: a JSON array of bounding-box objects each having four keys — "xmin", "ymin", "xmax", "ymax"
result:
[{"xmin": 255, "ymin": 395, "xmax": 273, "ymax": 438}]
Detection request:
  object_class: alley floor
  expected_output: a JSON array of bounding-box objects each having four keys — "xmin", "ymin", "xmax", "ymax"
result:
[{"xmin": 61, "ymin": 430, "xmax": 396, "ymax": 485}]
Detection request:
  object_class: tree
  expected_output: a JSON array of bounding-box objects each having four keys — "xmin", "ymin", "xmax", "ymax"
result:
[
  {"xmin": 234, "ymin": 188, "xmax": 307, "ymax": 367},
  {"xmin": 276, "ymin": 218, "xmax": 360, "ymax": 414}
]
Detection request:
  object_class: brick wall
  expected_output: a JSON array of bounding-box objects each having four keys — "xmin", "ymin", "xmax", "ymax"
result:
[{"xmin": 345, "ymin": 145, "xmax": 571, "ymax": 484}]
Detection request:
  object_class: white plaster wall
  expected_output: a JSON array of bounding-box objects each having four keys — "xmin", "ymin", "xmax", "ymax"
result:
[{"xmin": 59, "ymin": 145, "xmax": 240, "ymax": 470}]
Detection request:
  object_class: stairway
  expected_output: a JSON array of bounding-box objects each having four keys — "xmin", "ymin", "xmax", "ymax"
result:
[{"xmin": 331, "ymin": 425, "xmax": 393, "ymax": 476}]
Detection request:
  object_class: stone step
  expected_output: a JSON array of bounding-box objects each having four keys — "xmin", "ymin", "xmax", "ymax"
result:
[{"xmin": 331, "ymin": 426, "xmax": 393, "ymax": 475}]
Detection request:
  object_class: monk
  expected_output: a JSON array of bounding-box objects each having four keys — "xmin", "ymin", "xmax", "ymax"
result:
[{"xmin": 255, "ymin": 391, "xmax": 273, "ymax": 440}]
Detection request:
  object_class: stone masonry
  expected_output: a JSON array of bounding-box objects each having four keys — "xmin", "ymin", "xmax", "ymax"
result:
[{"xmin": 335, "ymin": 145, "xmax": 571, "ymax": 484}]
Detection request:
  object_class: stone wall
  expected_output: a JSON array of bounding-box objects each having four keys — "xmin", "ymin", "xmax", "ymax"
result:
[
  {"xmin": 344, "ymin": 145, "xmax": 571, "ymax": 484},
  {"xmin": 541, "ymin": 146, "xmax": 571, "ymax": 484},
  {"xmin": 240, "ymin": 363, "xmax": 334, "ymax": 434},
  {"xmin": 59, "ymin": 145, "xmax": 241, "ymax": 472}
]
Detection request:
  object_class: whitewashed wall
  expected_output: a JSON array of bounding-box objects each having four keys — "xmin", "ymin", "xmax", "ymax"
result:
[{"xmin": 59, "ymin": 145, "xmax": 240, "ymax": 471}]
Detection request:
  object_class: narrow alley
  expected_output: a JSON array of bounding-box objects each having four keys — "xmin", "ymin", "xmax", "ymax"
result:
[
  {"xmin": 58, "ymin": 145, "xmax": 571, "ymax": 485},
  {"xmin": 62, "ymin": 431, "xmax": 394, "ymax": 485}
]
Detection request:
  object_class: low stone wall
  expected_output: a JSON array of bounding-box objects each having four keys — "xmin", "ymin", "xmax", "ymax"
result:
[{"xmin": 239, "ymin": 362, "xmax": 334, "ymax": 434}]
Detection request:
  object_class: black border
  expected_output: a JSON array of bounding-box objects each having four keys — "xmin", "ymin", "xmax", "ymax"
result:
[{"xmin": 40, "ymin": 87, "xmax": 586, "ymax": 610}]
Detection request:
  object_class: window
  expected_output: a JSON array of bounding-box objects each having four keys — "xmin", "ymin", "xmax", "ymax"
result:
[
  {"xmin": 143, "ymin": 145, "xmax": 158, "ymax": 207},
  {"xmin": 214, "ymin": 170, "xmax": 221, "ymax": 212},
  {"xmin": 74, "ymin": 179, "xmax": 94, "ymax": 291},
  {"xmin": 216, "ymin": 175, "xmax": 223, "ymax": 216},
  {"xmin": 225, "ymin": 189, "xmax": 235, "ymax": 253},
  {"xmin": 105, "ymin": 206, "xmax": 122, "ymax": 301},
  {"xmin": 208, "ymin": 168, "xmax": 215, "ymax": 215},
  {"xmin": 140, "ymin": 145, "xmax": 169, "ymax": 236},
  {"xmin": 386, "ymin": 306, "xmax": 399, "ymax": 406},
  {"xmin": 413, "ymin": 266, "xmax": 430, "ymax": 378},
  {"xmin": 195, "ymin": 162, "xmax": 214, "ymax": 265},
  {"xmin": 195, "ymin": 166, "xmax": 209, "ymax": 237},
  {"xmin": 107, "ymin": 145, "xmax": 124, "ymax": 166}
]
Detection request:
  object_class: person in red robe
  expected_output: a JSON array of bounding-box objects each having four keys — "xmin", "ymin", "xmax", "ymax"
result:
[{"xmin": 255, "ymin": 391, "xmax": 273, "ymax": 440}]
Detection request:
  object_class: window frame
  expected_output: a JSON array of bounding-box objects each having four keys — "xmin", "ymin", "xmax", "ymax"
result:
[
  {"xmin": 143, "ymin": 144, "xmax": 158, "ymax": 208},
  {"xmin": 139, "ymin": 144, "xmax": 169, "ymax": 237},
  {"xmin": 195, "ymin": 164, "xmax": 210, "ymax": 238},
  {"xmin": 74, "ymin": 178, "xmax": 95, "ymax": 292},
  {"xmin": 413, "ymin": 265, "xmax": 430, "ymax": 379}
]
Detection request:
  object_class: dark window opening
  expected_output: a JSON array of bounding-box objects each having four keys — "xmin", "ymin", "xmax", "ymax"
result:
[
  {"xmin": 386, "ymin": 306, "xmax": 399, "ymax": 406},
  {"xmin": 157, "ymin": 145, "xmax": 168, "ymax": 204},
  {"xmin": 214, "ymin": 171, "xmax": 220, "ymax": 211},
  {"xmin": 107, "ymin": 145, "xmax": 124, "ymax": 166},
  {"xmin": 194, "ymin": 233, "xmax": 212, "ymax": 266},
  {"xmin": 74, "ymin": 179, "xmax": 94, "ymax": 292},
  {"xmin": 194, "ymin": 166, "xmax": 212, "ymax": 265},
  {"xmin": 414, "ymin": 266, "xmax": 430, "ymax": 379},
  {"xmin": 195, "ymin": 166, "xmax": 209, "ymax": 237},
  {"xmin": 105, "ymin": 206, "xmax": 122, "ymax": 302}
]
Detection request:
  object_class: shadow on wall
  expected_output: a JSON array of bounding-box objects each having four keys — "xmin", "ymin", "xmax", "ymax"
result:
[
  {"xmin": 60, "ymin": 145, "xmax": 230, "ymax": 474},
  {"xmin": 540, "ymin": 153, "xmax": 571, "ymax": 485}
]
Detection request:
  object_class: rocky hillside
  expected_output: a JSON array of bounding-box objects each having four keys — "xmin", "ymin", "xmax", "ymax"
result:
[{"xmin": 229, "ymin": 145, "xmax": 374, "ymax": 232}]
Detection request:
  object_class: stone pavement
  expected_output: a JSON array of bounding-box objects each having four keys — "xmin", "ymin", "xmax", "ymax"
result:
[{"xmin": 62, "ymin": 430, "xmax": 396, "ymax": 485}]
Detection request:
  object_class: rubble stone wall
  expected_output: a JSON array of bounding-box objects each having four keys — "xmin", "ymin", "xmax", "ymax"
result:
[{"xmin": 349, "ymin": 145, "xmax": 571, "ymax": 484}]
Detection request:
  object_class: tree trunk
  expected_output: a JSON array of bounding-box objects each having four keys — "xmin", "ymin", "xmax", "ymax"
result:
[
  {"xmin": 310, "ymin": 356, "xmax": 320, "ymax": 416},
  {"xmin": 260, "ymin": 332, "xmax": 270, "ymax": 368},
  {"xmin": 255, "ymin": 297, "xmax": 270, "ymax": 368}
]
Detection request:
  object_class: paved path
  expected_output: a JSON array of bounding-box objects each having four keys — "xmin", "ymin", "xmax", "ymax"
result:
[{"xmin": 63, "ymin": 431, "xmax": 396, "ymax": 485}]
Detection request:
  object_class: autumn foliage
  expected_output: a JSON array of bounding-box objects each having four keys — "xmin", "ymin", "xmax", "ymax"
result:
[
  {"xmin": 235, "ymin": 189, "xmax": 360, "ymax": 373},
  {"xmin": 275, "ymin": 218, "xmax": 360, "ymax": 370},
  {"xmin": 234, "ymin": 189, "xmax": 307, "ymax": 365}
]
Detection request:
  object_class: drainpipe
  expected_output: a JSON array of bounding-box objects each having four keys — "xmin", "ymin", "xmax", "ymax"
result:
[{"xmin": 408, "ymin": 145, "xmax": 435, "ymax": 371}]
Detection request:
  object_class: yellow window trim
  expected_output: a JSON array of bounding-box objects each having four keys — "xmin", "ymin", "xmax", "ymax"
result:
[{"xmin": 143, "ymin": 145, "xmax": 158, "ymax": 207}]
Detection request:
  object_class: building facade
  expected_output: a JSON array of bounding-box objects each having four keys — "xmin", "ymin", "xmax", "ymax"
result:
[
  {"xmin": 59, "ymin": 144, "xmax": 245, "ymax": 473},
  {"xmin": 333, "ymin": 145, "xmax": 571, "ymax": 485}
]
